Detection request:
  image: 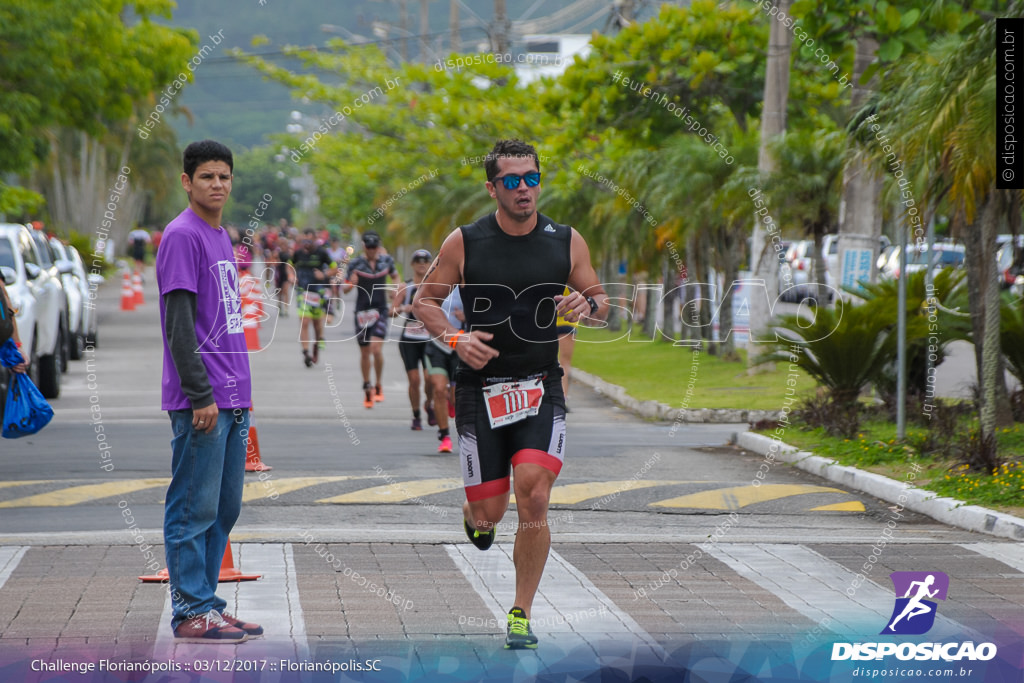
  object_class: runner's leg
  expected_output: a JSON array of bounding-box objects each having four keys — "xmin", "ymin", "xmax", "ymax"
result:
[{"xmin": 510, "ymin": 463, "xmax": 557, "ymax": 618}]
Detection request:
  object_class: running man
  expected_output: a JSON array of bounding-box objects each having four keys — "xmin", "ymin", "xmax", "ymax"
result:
[
  {"xmin": 290, "ymin": 229, "xmax": 338, "ymax": 367},
  {"xmin": 413, "ymin": 139, "xmax": 608, "ymax": 649},
  {"xmin": 391, "ymin": 249, "xmax": 434, "ymax": 430},
  {"xmin": 343, "ymin": 231, "xmax": 398, "ymax": 408},
  {"xmin": 887, "ymin": 574, "xmax": 940, "ymax": 632},
  {"xmin": 422, "ymin": 287, "xmax": 464, "ymax": 453},
  {"xmin": 128, "ymin": 227, "xmax": 151, "ymax": 275}
]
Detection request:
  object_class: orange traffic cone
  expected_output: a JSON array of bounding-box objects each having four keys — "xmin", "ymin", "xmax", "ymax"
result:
[
  {"xmin": 139, "ymin": 540, "xmax": 261, "ymax": 582},
  {"xmin": 120, "ymin": 272, "xmax": 135, "ymax": 311},
  {"xmin": 132, "ymin": 271, "xmax": 144, "ymax": 306},
  {"xmin": 215, "ymin": 540, "xmax": 262, "ymax": 582},
  {"xmin": 244, "ymin": 406, "xmax": 271, "ymax": 472}
]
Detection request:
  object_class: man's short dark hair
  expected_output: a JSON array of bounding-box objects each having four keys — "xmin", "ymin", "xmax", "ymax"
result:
[
  {"xmin": 484, "ymin": 139, "xmax": 539, "ymax": 182},
  {"xmin": 183, "ymin": 140, "xmax": 234, "ymax": 180}
]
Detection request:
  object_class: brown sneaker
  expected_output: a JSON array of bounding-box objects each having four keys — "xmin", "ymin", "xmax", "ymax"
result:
[
  {"xmin": 173, "ymin": 610, "xmax": 247, "ymax": 644},
  {"xmin": 221, "ymin": 611, "xmax": 264, "ymax": 638}
]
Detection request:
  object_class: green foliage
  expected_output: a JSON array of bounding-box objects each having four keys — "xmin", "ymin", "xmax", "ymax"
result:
[
  {"xmin": 0, "ymin": 0, "xmax": 197, "ymax": 176},
  {"xmin": 757, "ymin": 303, "xmax": 896, "ymax": 406},
  {"xmin": 223, "ymin": 146, "xmax": 297, "ymax": 227},
  {"xmin": 854, "ymin": 268, "xmax": 971, "ymax": 403},
  {"xmin": 1001, "ymin": 293, "xmax": 1024, "ymax": 385},
  {"xmin": 572, "ymin": 328, "xmax": 814, "ymax": 411},
  {"xmin": 0, "ymin": 185, "xmax": 45, "ymax": 220}
]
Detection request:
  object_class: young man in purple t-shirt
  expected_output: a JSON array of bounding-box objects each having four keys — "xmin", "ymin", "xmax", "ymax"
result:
[{"xmin": 156, "ymin": 140, "xmax": 262, "ymax": 644}]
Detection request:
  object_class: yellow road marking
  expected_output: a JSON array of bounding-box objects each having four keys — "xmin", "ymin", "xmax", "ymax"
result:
[
  {"xmin": 0, "ymin": 479, "xmax": 170, "ymax": 508},
  {"xmin": 514, "ymin": 480, "xmax": 695, "ymax": 506},
  {"xmin": 810, "ymin": 501, "xmax": 865, "ymax": 512},
  {"xmin": 317, "ymin": 478, "xmax": 462, "ymax": 504},
  {"xmin": 0, "ymin": 481, "xmax": 49, "ymax": 489},
  {"xmin": 242, "ymin": 476, "xmax": 362, "ymax": 503},
  {"xmin": 651, "ymin": 484, "xmax": 848, "ymax": 510}
]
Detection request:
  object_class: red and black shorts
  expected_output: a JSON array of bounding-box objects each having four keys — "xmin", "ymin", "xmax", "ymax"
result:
[{"xmin": 454, "ymin": 367, "xmax": 566, "ymax": 502}]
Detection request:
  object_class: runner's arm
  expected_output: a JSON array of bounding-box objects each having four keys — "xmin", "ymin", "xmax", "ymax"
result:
[
  {"xmin": 390, "ymin": 281, "xmax": 407, "ymax": 317},
  {"xmin": 557, "ymin": 228, "xmax": 608, "ymax": 323}
]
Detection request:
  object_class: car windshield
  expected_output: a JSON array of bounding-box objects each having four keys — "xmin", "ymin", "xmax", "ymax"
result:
[{"xmin": 0, "ymin": 238, "xmax": 16, "ymax": 270}]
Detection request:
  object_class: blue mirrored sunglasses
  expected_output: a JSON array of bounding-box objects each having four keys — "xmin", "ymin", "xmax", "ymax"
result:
[{"xmin": 494, "ymin": 172, "xmax": 541, "ymax": 190}]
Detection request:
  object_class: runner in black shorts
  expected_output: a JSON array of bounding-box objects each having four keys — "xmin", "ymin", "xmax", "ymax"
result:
[
  {"xmin": 391, "ymin": 249, "xmax": 434, "ymax": 430},
  {"xmin": 413, "ymin": 139, "xmax": 607, "ymax": 650},
  {"xmin": 343, "ymin": 231, "xmax": 398, "ymax": 408},
  {"xmin": 423, "ymin": 289, "xmax": 464, "ymax": 453},
  {"xmin": 290, "ymin": 230, "xmax": 338, "ymax": 367}
]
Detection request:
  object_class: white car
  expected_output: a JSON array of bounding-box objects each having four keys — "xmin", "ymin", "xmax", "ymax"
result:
[
  {"xmin": 49, "ymin": 237, "xmax": 88, "ymax": 359},
  {"xmin": 881, "ymin": 242, "xmax": 965, "ymax": 279},
  {"xmin": 0, "ymin": 224, "xmax": 66, "ymax": 398},
  {"xmin": 70, "ymin": 246, "xmax": 99, "ymax": 347}
]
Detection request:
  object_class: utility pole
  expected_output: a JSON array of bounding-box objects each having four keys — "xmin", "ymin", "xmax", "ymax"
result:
[
  {"xmin": 492, "ymin": 0, "xmax": 509, "ymax": 55},
  {"xmin": 449, "ymin": 0, "xmax": 459, "ymax": 53},
  {"xmin": 420, "ymin": 0, "xmax": 431, "ymax": 63},
  {"xmin": 399, "ymin": 0, "xmax": 409, "ymax": 62}
]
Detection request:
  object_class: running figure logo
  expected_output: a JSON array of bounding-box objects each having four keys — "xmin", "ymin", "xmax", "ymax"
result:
[{"xmin": 882, "ymin": 571, "xmax": 949, "ymax": 635}]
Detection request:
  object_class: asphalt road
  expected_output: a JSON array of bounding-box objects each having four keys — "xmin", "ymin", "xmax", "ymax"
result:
[
  {"xmin": 1, "ymin": 270, "xmax": 1021, "ymax": 683},
  {"xmin": 0, "ymin": 270, "xmax": 971, "ymax": 544}
]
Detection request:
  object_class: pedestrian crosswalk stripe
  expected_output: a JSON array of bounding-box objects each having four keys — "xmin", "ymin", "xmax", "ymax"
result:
[
  {"xmin": 960, "ymin": 542, "xmax": 1024, "ymax": 573},
  {"xmin": 0, "ymin": 547, "xmax": 27, "ymax": 591},
  {"xmin": 445, "ymin": 542, "xmax": 663, "ymax": 655},
  {"xmin": 317, "ymin": 477, "xmax": 462, "ymax": 504},
  {"xmin": 809, "ymin": 501, "xmax": 865, "ymax": 512},
  {"xmin": 703, "ymin": 543, "xmax": 983, "ymax": 640},
  {"xmin": 241, "ymin": 476, "xmax": 364, "ymax": 503},
  {"xmin": 0, "ymin": 478, "xmax": 171, "ymax": 508},
  {"xmin": 650, "ymin": 484, "xmax": 847, "ymax": 510}
]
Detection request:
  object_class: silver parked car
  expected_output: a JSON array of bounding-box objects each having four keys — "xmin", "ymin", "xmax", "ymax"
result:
[
  {"xmin": 49, "ymin": 237, "xmax": 89, "ymax": 359},
  {"xmin": 0, "ymin": 224, "xmax": 66, "ymax": 398}
]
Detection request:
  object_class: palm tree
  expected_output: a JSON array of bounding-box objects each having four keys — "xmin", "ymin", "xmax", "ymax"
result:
[
  {"xmin": 866, "ymin": 10, "xmax": 1019, "ymax": 468},
  {"xmin": 762, "ymin": 128, "xmax": 846, "ymax": 305}
]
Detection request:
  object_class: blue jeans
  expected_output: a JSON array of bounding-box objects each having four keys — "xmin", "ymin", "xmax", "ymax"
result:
[{"xmin": 164, "ymin": 408, "xmax": 249, "ymax": 628}]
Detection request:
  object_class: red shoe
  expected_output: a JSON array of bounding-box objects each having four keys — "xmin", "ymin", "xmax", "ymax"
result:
[
  {"xmin": 438, "ymin": 435, "xmax": 453, "ymax": 453},
  {"xmin": 173, "ymin": 610, "xmax": 247, "ymax": 644},
  {"xmin": 363, "ymin": 382, "xmax": 374, "ymax": 409},
  {"xmin": 448, "ymin": 400, "xmax": 455, "ymax": 419},
  {"xmin": 221, "ymin": 611, "xmax": 264, "ymax": 638}
]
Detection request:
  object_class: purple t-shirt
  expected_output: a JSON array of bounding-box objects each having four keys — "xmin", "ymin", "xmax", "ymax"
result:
[{"xmin": 156, "ymin": 206, "xmax": 252, "ymax": 411}]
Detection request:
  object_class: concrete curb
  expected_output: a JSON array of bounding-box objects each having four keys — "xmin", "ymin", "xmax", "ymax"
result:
[
  {"xmin": 571, "ymin": 368, "xmax": 783, "ymax": 424},
  {"xmin": 735, "ymin": 431, "xmax": 1024, "ymax": 541}
]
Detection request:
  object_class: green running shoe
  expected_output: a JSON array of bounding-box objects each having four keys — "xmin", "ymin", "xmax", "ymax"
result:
[
  {"xmin": 463, "ymin": 519, "xmax": 495, "ymax": 550},
  {"xmin": 505, "ymin": 607, "xmax": 538, "ymax": 649}
]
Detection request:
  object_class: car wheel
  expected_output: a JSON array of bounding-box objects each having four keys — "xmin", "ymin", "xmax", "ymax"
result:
[
  {"xmin": 60, "ymin": 316, "xmax": 70, "ymax": 373},
  {"xmin": 38, "ymin": 325, "xmax": 62, "ymax": 399},
  {"xmin": 28, "ymin": 329, "xmax": 40, "ymax": 389},
  {"xmin": 69, "ymin": 323, "xmax": 85, "ymax": 360}
]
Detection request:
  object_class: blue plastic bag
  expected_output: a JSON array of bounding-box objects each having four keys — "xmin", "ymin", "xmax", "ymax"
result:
[{"xmin": 2, "ymin": 368, "xmax": 54, "ymax": 439}]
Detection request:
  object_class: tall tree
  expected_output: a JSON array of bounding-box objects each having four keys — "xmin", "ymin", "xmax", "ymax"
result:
[
  {"xmin": 747, "ymin": 0, "xmax": 793, "ymax": 368},
  {"xmin": 868, "ymin": 9, "xmax": 1016, "ymax": 467},
  {"xmin": 0, "ymin": 0, "xmax": 196, "ymax": 215}
]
